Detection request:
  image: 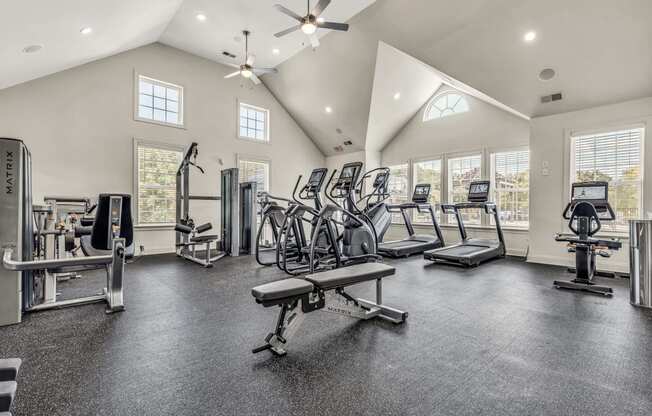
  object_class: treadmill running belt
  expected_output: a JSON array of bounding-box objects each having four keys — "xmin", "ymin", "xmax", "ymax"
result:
[
  {"xmin": 380, "ymin": 239, "xmax": 431, "ymax": 249},
  {"xmin": 434, "ymin": 244, "xmax": 490, "ymax": 257}
]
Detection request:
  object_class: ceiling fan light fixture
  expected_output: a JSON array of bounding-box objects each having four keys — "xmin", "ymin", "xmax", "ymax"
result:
[
  {"xmin": 301, "ymin": 22, "xmax": 317, "ymax": 35},
  {"xmin": 241, "ymin": 69, "xmax": 253, "ymax": 78}
]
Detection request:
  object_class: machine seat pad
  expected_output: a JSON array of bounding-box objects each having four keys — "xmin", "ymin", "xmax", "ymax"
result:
[
  {"xmin": 252, "ymin": 278, "xmax": 314, "ymax": 302},
  {"xmin": 0, "ymin": 359, "xmax": 21, "ymax": 382},
  {"xmin": 305, "ymin": 262, "xmax": 395, "ymax": 290},
  {"xmin": 190, "ymin": 234, "xmax": 219, "ymax": 243}
]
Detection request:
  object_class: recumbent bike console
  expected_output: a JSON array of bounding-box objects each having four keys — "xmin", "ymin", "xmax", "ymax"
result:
[{"xmin": 554, "ymin": 181, "xmax": 622, "ymax": 295}]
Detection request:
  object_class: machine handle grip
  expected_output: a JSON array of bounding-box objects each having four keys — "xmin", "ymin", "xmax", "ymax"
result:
[
  {"xmin": 195, "ymin": 222, "xmax": 212, "ymax": 234},
  {"xmin": 175, "ymin": 223, "xmax": 193, "ymax": 234}
]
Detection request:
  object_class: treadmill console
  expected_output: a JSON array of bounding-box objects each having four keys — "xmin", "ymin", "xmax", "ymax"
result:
[
  {"xmin": 412, "ymin": 184, "xmax": 431, "ymax": 204},
  {"xmin": 467, "ymin": 181, "xmax": 490, "ymax": 203}
]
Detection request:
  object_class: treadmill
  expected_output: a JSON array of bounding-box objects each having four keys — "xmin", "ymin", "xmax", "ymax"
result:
[
  {"xmin": 423, "ymin": 180, "xmax": 505, "ymax": 266},
  {"xmin": 378, "ymin": 184, "xmax": 445, "ymax": 258}
]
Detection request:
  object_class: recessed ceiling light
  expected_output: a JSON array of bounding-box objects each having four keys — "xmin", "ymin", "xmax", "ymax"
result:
[
  {"xmin": 393, "ymin": 92, "xmax": 401, "ymax": 100},
  {"xmin": 272, "ymin": 48, "xmax": 280, "ymax": 55},
  {"xmin": 524, "ymin": 31, "xmax": 537, "ymax": 42},
  {"xmin": 325, "ymin": 106, "xmax": 333, "ymax": 113},
  {"xmin": 196, "ymin": 13, "xmax": 207, "ymax": 22},
  {"xmin": 22, "ymin": 44, "xmax": 43, "ymax": 54},
  {"xmin": 539, "ymin": 68, "xmax": 556, "ymax": 81},
  {"xmin": 80, "ymin": 27, "xmax": 93, "ymax": 35}
]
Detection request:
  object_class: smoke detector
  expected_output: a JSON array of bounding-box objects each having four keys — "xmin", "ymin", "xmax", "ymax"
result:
[
  {"xmin": 539, "ymin": 68, "xmax": 556, "ymax": 81},
  {"xmin": 541, "ymin": 92, "xmax": 562, "ymax": 103}
]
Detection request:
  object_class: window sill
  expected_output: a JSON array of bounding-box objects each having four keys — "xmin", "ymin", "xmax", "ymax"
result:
[
  {"xmin": 135, "ymin": 223, "xmax": 176, "ymax": 231},
  {"xmin": 134, "ymin": 117, "xmax": 186, "ymax": 130},
  {"xmin": 238, "ymin": 135, "xmax": 271, "ymax": 145}
]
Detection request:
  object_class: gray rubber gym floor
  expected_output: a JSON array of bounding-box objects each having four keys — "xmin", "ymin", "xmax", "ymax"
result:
[{"xmin": 1, "ymin": 254, "xmax": 651, "ymax": 415}]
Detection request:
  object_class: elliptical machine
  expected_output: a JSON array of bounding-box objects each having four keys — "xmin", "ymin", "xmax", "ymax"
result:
[
  {"xmin": 554, "ymin": 181, "xmax": 622, "ymax": 295},
  {"xmin": 308, "ymin": 162, "xmax": 380, "ymax": 272},
  {"xmin": 355, "ymin": 167, "xmax": 393, "ymax": 243}
]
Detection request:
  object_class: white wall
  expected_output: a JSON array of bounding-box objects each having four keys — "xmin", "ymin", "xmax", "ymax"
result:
[
  {"xmin": 529, "ymin": 97, "xmax": 652, "ymax": 272},
  {"xmin": 0, "ymin": 43, "xmax": 324, "ymax": 254},
  {"xmin": 381, "ymin": 86, "xmax": 531, "ymax": 256},
  {"xmin": 325, "ymin": 151, "xmax": 367, "ymax": 172}
]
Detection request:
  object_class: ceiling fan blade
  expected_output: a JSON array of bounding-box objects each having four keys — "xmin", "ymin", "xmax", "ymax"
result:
[
  {"xmin": 246, "ymin": 53, "xmax": 256, "ymax": 66},
  {"xmin": 254, "ymin": 68, "xmax": 278, "ymax": 75},
  {"xmin": 318, "ymin": 21, "xmax": 349, "ymax": 31},
  {"xmin": 224, "ymin": 71, "xmax": 241, "ymax": 79},
  {"xmin": 250, "ymin": 72, "xmax": 262, "ymax": 85},
  {"xmin": 310, "ymin": 34, "xmax": 320, "ymax": 48},
  {"xmin": 274, "ymin": 25, "xmax": 301, "ymax": 37},
  {"xmin": 226, "ymin": 62, "xmax": 240, "ymax": 69},
  {"xmin": 273, "ymin": 4, "xmax": 303, "ymax": 21},
  {"xmin": 311, "ymin": 0, "xmax": 331, "ymax": 16}
]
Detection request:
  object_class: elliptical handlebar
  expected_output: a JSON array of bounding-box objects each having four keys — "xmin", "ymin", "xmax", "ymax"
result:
[{"xmin": 324, "ymin": 169, "xmax": 343, "ymax": 208}]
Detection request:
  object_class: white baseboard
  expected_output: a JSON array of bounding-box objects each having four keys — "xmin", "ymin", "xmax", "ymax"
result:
[{"xmin": 139, "ymin": 247, "xmax": 175, "ymax": 256}]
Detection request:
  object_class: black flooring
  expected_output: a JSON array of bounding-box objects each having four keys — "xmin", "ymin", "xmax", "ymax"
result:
[{"xmin": 1, "ymin": 254, "xmax": 652, "ymax": 415}]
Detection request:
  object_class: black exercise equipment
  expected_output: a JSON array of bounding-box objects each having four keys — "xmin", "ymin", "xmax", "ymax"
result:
[
  {"xmin": 554, "ymin": 181, "xmax": 622, "ymax": 295},
  {"xmin": 424, "ymin": 180, "xmax": 505, "ymax": 266},
  {"xmin": 251, "ymin": 262, "xmax": 407, "ymax": 356},
  {"xmin": 378, "ymin": 184, "xmax": 444, "ymax": 257}
]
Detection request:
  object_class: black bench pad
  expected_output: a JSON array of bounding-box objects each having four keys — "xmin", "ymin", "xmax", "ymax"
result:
[
  {"xmin": 190, "ymin": 234, "xmax": 219, "ymax": 243},
  {"xmin": 305, "ymin": 262, "xmax": 395, "ymax": 291},
  {"xmin": 0, "ymin": 359, "xmax": 21, "ymax": 382},
  {"xmin": 252, "ymin": 278, "xmax": 314, "ymax": 302}
]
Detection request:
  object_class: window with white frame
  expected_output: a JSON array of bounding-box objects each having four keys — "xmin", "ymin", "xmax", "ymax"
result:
[
  {"xmin": 491, "ymin": 149, "xmax": 529, "ymax": 228},
  {"xmin": 136, "ymin": 75, "xmax": 184, "ymax": 127},
  {"xmin": 239, "ymin": 103, "xmax": 269, "ymax": 142},
  {"xmin": 413, "ymin": 159, "xmax": 442, "ymax": 223},
  {"xmin": 448, "ymin": 154, "xmax": 482, "ymax": 224},
  {"xmin": 423, "ymin": 92, "xmax": 469, "ymax": 122},
  {"xmin": 238, "ymin": 157, "xmax": 270, "ymax": 192},
  {"xmin": 571, "ymin": 127, "xmax": 644, "ymax": 232},
  {"xmin": 135, "ymin": 140, "xmax": 183, "ymax": 225},
  {"xmin": 387, "ymin": 164, "xmax": 410, "ymax": 223}
]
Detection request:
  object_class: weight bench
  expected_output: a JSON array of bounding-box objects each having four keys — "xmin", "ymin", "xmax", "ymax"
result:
[{"xmin": 251, "ymin": 262, "xmax": 408, "ymax": 356}]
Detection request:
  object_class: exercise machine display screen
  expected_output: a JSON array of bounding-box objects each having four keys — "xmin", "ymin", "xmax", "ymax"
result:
[
  {"xmin": 572, "ymin": 184, "xmax": 607, "ymax": 202},
  {"xmin": 308, "ymin": 169, "xmax": 326, "ymax": 186},
  {"xmin": 412, "ymin": 184, "xmax": 431, "ymax": 203},
  {"xmin": 341, "ymin": 166, "xmax": 356, "ymax": 179},
  {"xmin": 373, "ymin": 172, "xmax": 388, "ymax": 188},
  {"xmin": 468, "ymin": 181, "xmax": 490, "ymax": 202}
]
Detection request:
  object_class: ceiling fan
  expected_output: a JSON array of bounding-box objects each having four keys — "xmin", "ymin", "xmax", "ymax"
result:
[
  {"xmin": 224, "ymin": 30, "xmax": 277, "ymax": 85},
  {"xmin": 273, "ymin": 0, "xmax": 349, "ymax": 48}
]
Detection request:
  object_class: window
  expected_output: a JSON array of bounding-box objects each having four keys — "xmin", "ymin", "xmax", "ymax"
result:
[
  {"xmin": 448, "ymin": 154, "xmax": 482, "ymax": 224},
  {"xmin": 136, "ymin": 75, "xmax": 184, "ymax": 127},
  {"xmin": 413, "ymin": 159, "xmax": 442, "ymax": 223},
  {"xmin": 135, "ymin": 141, "xmax": 183, "ymax": 225},
  {"xmin": 424, "ymin": 92, "xmax": 469, "ymax": 121},
  {"xmin": 387, "ymin": 164, "xmax": 409, "ymax": 223},
  {"xmin": 571, "ymin": 127, "xmax": 644, "ymax": 232},
  {"xmin": 239, "ymin": 103, "xmax": 269, "ymax": 142},
  {"xmin": 238, "ymin": 157, "xmax": 270, "ymax": 193},
  {"xmin": 491, "ymin": 150, "xmax": 529, "ymax": 228}
]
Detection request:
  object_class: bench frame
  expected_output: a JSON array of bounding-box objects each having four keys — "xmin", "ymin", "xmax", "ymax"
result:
[{"xmin": 253, "ymin": 277, "xmax": 407, "ymax": 356}]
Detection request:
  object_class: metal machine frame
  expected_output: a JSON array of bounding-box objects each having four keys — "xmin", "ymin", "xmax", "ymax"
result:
[{"xmin": 175, "ymin": 142, "xmax": 257, "ymax": 267}]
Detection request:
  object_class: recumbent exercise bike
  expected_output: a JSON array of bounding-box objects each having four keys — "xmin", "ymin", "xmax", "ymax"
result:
[{"xmin": 554, "ymin": 181, "xmax": 622, "ymax": 296}]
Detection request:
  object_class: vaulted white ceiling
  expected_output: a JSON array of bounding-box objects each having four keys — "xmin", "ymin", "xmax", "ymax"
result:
[
  {"xmin": 0, "ymin": 0, "xmax": 184, "ymax": 90},
  {"xmin": 0, "ymin": 0, "xmax": 375, "ymax": 90},
  {"xmin": 2, "ymin": 0, "xmax": 652, "ymax": 157}
]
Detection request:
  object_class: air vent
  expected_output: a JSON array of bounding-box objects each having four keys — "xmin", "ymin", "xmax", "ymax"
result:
[
  {"xmin": 541, "ymin": 92, "xmax": 563, "ymax": 103},
  {"xmin": 333, "ymin": 145, "xmax": 344, "ymax": 152},
  {"xmin": 343, "ymin": 140, "xmax": 353, "ymax": 146},
  {"xmin": 222, "ymin": 51, "xmax": 236, "ymax": 59}
]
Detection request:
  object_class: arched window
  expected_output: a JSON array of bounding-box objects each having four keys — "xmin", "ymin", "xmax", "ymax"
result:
[{"xmin": 423, "ymin": 92, "xmax": 469, "ymax": 121}]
